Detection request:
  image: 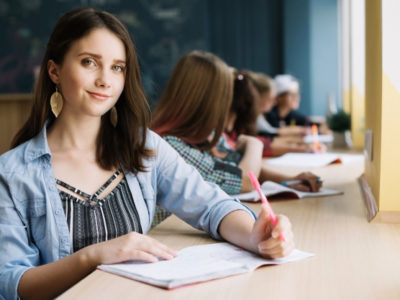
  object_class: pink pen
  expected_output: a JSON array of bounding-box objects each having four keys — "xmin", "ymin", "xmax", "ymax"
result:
[{"xmin": 248, "ymin": 171, "xmax": 285, "ymax": 241}]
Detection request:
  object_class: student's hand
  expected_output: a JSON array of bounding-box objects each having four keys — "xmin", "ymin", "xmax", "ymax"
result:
[
  {"xmin": 290, "ymin": 172, "xmax": 322, "ymax": 192},
  {"xmin": 270, "ymin": 136, "xmax": 308, "ymax": 156},
  {"xmin": 250, "ymin": 205, "xmax": 294, "ymax": 259},
  {"xmin": 235, "ymin": 134, "xmax": 263, "ymax": 153},
  {"xmin": 318, "ymin": 122, "xmax": 332, "ymax": 135},
  {"xmin": 310, "ymin": 142, "xmax": 327, "ymax": 153},
  {"xmin": 83, "ymin": 232, "xmax": 178, "ymax": 266},
  {"xmin": 277, "ymin": 126, "xmax": 308, "ymax": 137}
]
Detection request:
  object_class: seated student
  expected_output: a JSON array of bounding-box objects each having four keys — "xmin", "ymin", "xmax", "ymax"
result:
[
  {"xmin": 0, "ymin": 8, "xmax": 294, "ymax": 300},
  {"xmin": 266, "ymin": 74, "xmax": 310, "ymax": 128},
  {"xmin": 225, "ymin": 71, "xmax": 313, "ymax": 157},
  {"xmin": 265, "ymin": 74, "xmax": 330, "ymax": 137},
  {"xmin": 151, "ymin": 50, "xmax": 322, "ymax": 196},
  {"xmin": 248, "ymin": 71, "xmax": 308, "ymax": 137}
]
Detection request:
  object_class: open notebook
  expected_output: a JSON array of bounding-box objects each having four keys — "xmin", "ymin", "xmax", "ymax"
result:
[
  {"xmin": 98, "ymin": 242, "xmax": 314, "ymax": 289},
  {"xmin": 303, "ymin": 134, "xmax": 334, "ymax": 144},
  {"xmin": 266, "ymin": 152, "xmax": 364, "ymax": 168},
  {"xmin": 232, "ymin": 181, "xmax": 343, "ymax": 202}
]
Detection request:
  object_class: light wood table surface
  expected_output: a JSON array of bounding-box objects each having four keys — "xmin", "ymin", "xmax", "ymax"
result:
[{"xmin": 58, "ymin": 158, "xmax": 400, "ymax": 300}]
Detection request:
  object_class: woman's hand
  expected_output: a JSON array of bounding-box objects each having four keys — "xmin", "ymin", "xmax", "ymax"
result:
[
  {"xmin": 277, "ymin": 126, "xmax": 308, "ymax": 137},
  {"xmin": 289, "ymin": 172, "xmax": 322, "ymax": 192},
  {"xmin": 270, "ymin": 136, "xmax": 309, "ymax": 156},
  {"xmin": 83, "ymin": 232, "xmax": 178, "ymax": 266},
  {"xmin": 249, "ymin": 205, "xmax": 294, "ymax": 259},
  {"xmin": 310, "ymin": 142, "xmax": 327, "ymax": 153}
]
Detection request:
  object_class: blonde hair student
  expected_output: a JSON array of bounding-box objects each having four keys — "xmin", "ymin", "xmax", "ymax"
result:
[
  {"xmin": 152, "ymin": 51, "xmax": 322, "ymax": 195},
  {"xmin": 247, "ymin": 71, "xmax": 308, "ymax": 137},
  {"xmin": 0, "ymin": 9, "xmax": 294, "ymax": 299}
]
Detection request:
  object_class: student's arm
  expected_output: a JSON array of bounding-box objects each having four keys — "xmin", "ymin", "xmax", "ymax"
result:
[
  {"xmin": 259, "ymin": 167, "xmax": 322, "ymax": 192},
  {"xmin": 218, "ymin": 206, "xmax": 294, "ymax": 258},
  {"xmin": 153, "ymin": 131, "xmax": 255, "ymax": 238},
  {"xmin": 269, "ymin": 136, "xmax": 312, "ymax": 156},
  {"xmin": 154, "ymin": 131, "xmax": 294, "ymax": 258},
  {"xmin": 235, "ymin": 135, "xmax": 264, "ymax": 192},
  {"xmin": 277, "ymin": 125, "xmax": 308, "ymax": 136},
  {"xmin": 18, "ymin": 233, "xmax": 177, "ymax": 300}
]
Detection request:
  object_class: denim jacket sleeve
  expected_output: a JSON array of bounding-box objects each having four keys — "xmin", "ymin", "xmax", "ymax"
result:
[
  {"xmin": 0, "ymin": 168, "xmax": 42, "ymax": 300},
  {"xmin": 0, "ymin": 131, "xmax": 68, "ymax": 300},
  {"xmin": 147, "ymin": 131, "xmax": 255, "ymax": 240}
]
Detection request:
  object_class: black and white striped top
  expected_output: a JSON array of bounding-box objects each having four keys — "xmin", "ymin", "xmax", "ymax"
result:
[{"xmin": 57, "ymin": 170, "xmax": 142, "ymax": 252}]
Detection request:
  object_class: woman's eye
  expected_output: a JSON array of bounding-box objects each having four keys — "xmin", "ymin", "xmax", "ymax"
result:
[
  {"xmin": 81, "ymin": 58, "xmax": 95, "ymax": 67},
  {"xmin": 112, "ymin": 65, "xmax": 125, "ymax": 72}
]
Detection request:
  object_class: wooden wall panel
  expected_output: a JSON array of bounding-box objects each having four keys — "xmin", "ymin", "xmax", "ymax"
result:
[{"xmin": 0, "ymin": 94, "xmax": 32, "ymax": 155}]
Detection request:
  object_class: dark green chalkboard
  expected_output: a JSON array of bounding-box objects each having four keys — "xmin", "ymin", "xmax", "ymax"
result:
[
  {"xmin": 0, "ymin": 0, "xmax": 282, "ymax": 106},
  {"xmin": 0, "ymin": 0, "xmax": 208, "ymax": 104}
]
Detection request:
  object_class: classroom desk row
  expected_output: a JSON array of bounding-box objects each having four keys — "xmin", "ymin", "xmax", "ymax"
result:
[{"xmin": 58, "ymin": 157, "xmax": 400, "ymax": 300}]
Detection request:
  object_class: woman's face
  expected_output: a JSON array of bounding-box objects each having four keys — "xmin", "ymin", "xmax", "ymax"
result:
[
  {"xmin": 278, "ymin": 87, "xmax": 300, "ymax": 110},
  {"xmin": 48, "ymin": 28, "xmax": 126, "ymax": 119},
  {"xmin": 259, "ymin": 90, "xmax": 276, "ymax": 113}
]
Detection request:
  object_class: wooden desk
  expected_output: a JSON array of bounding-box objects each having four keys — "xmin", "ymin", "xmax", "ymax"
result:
[{"xmin": 58, "ymin": 159, "xmax": 400, "ymax": 300}]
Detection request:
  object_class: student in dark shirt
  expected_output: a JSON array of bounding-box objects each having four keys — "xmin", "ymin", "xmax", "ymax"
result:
[{"xmin": 266, "ymin": 74, "xmax": 310, "ymax": 127}]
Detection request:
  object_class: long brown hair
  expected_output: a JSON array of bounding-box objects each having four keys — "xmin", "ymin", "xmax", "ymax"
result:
[
  {"xmin": 230, "ymin": 71, "xmax": 259, "ymax": 135},
  {"xmin": 151, "ymin": 50, "xmax": 233, "ymax": 150},
  {"xmin": 246, "ymin": 71, "xmax": 275, "ymax": 96},
  {"xmin": 11, "ymin": 7, "xmax": 153, "ymax": 174}
]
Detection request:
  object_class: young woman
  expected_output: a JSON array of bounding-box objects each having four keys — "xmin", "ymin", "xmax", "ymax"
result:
[
  {"xmin": 265, "ymin": 74, "xmax": 330, "ymax": 137},
  {"xmin": 0, "ymin": 8, "xmax": 294, "ymax": 300},
  {"xmin": 248, "ymin": 71, "xmax": 308, "ymax": 137},
  {"xmin": 225, "ymin": 71, "xmax": 313, "ymax": 157},
  {"xmin": 152, "ymin": 51, "xmax": 322, "ymax": 196}
]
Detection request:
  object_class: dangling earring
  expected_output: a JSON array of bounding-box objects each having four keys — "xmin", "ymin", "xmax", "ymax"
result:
[
  {"xmin": 50, "ymin": 87, "xmax": 63, "ymax": 118},
  {"xmin": 110, "ymin": 106, "xmax": 118, "ymax": 127}
]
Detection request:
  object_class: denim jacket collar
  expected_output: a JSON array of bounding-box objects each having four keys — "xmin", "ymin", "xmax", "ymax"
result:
[{"xmin": 24, "ymin": 120, "xmax": 52, "ymax": 164}]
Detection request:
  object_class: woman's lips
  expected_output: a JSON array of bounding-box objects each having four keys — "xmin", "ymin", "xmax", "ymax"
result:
[{"xmin": 87, "ymin": 91, "xmax": 110, "ymax": 100}]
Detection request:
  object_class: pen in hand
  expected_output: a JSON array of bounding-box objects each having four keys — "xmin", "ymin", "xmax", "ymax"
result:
[
  {"xmin": 248, "ymin": 171, "xmax": 285, "ymax": 242},
  {"xmin": 281, "ymin": 178, "xmax": 323, "ymax": 186},
  {"xmin": 311, "ymin": 124, "xmax": 320, "ymax": 152}
]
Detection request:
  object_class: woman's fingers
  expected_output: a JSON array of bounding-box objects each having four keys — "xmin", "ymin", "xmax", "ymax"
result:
[
  {"xmin": 250, "ymin": 204, "xmax": 272, "ymax": 245},
  {"xmin": 291, "ymin": 172, "xmax": 322, "ymax": 192},
  {"xmin": 128, "ymin": 233, "xmax": 178, "ymax": 260},
  {"xmin": 257, "ymin": 232, "xmax": 295, "ymax": 258},
  {"xmin": 257, "ymin": 214, "xmax": 294, "ymax": 258},
  {"xmin": 126, "ymin": 250, "xmax": 159, "ymax": 263},
  {"xmin": 92, "ymin": 232, "xmax": 178, "ymax": 265},
  {"xmin": 290, "ymin": 183, "xmax": 311, "ymax": 192},
  {"xmin": 271, "ymin": 215, "xmax": 291, "ymax": 238}
]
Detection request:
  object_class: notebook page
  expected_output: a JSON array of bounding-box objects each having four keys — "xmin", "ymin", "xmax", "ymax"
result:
[
  {"xmin": 99, "ymin": 243, "xmax": 314, "ymax": 288},
  {"xmin": 266, "ymin": 153, "xmax": 363, "ymax": 168},
  {"xmin": 261, "ymin": 181, "xmax": 343, "ymax": 199}
]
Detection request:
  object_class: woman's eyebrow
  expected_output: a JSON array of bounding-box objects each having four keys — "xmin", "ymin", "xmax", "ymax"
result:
[
  {"xmin": 77, "ymin": 52, "xmax": 101, "ymax": 58},
  {"xmin": 77, "ymin": 52, "xmax": 126, "ymax": 64}
]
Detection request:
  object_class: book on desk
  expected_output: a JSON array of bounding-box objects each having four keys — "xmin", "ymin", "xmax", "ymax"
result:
[
  {"xmin": 265, "ymin": 152, "xmax": 364, "ymax": 168},
  {"xmin": 232, "ymin": 181, "xmax": 343, "ymax": 202},
  {"xmin": 98, "ymin": 243, "xmax": 314, "ymax": 289}
]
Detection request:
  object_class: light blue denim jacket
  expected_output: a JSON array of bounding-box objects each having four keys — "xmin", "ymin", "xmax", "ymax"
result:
[{"xmin": 0, "ymin": 124, "xmax": 255, "ymax": 300}]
